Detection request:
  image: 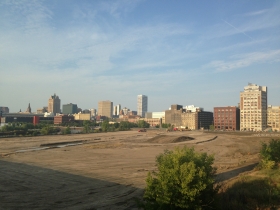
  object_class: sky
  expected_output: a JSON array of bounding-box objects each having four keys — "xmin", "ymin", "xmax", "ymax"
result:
[{"xmin": 1, "ymin": 0, "xmax": 280, "ymax": 113}]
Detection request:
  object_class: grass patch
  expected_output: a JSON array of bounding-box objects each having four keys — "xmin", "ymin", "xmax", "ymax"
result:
[{"xmin": 217, "ymin": 168, "xmax": 280, "ymax": 210}]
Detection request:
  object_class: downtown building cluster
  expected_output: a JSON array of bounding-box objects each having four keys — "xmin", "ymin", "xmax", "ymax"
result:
[{"xmin": 0, "ymin": 83, "xmax": 279, "ymax": 131}]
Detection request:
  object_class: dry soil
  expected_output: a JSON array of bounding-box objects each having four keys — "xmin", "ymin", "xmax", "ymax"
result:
[{"xmin": 0, "ymin": 130, "xmax": 278, "ymax": 209}]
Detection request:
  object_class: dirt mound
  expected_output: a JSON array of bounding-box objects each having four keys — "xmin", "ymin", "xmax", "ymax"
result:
[{"xmin": 147, "ymin": 135, "xmax": 195, "ymax": 144}]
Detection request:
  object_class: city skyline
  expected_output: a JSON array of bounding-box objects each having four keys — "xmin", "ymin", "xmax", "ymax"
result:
[{"xmin": 1, "ymin": 1, "xmax": 280, "ymax": 112}]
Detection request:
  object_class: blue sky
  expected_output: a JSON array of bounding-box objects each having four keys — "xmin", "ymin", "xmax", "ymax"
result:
[{"xmin": 1, "ymin": 0, "xmax": 280, "ymax": 113}]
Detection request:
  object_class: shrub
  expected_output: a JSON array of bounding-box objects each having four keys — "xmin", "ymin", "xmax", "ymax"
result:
[
  {"xmin": 259, "ymin": 139, "xmax": 280, "ymax": 169},
  {"xmin": 141, "ymin": 146, "xmax": 217, "ymax": 210},
  {"xmin": 63, "ymin": 126, "xmax": 71, "ymax": 135},
  {"xmin": 217, "ymin": 169, "xmax": 280, "ymax": 210}
]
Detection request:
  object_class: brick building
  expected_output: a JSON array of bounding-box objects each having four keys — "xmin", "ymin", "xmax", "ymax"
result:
[
  {"xmin": 54, "ymin": 115, "xmax": 74, "ymax": 125},
  {"xmin": 214, "ymin": 106, "xmax": 240, "ymax": 130},
  {"xmin": 165, "ymin": 104, "xmax": 213, "ymax": 129},
  {"xmin": 165, "ymin": 105, "xmax": 184, "ymax": 127}
]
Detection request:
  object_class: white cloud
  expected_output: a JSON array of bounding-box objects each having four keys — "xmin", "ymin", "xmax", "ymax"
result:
[
  {"xmin": 243, "ymin": 9, "xmax": 269, "ymax": 17},
  {"xmin": 206, "ymin": 50, "xmax": 280, "ymax": 72}
]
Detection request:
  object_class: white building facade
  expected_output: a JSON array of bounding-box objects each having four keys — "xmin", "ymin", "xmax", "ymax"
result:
[
  {"xmin": 240, "ymin": 83, "xmax": 267, "ymax": 131},
  {"xmin": 113, "ymin": 104, "xmax": 121, "ymax": 116},
  {"xmin": 185, "ymin": 105, "xmax": 204, "ymax": 112},
  {"xmin": 137, "ymin": 95, "xmax": 148, "ymax": 118}
]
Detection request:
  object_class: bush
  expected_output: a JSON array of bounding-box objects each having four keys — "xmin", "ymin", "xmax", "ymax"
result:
[
  {"xmin": 63, "ymin": 126, "xmax": 71, "ymax": 135},
  {"xmin": 217, "ymin": 169, "xmax": 280, "ymax": 210},
  {"xmin": 141, "ymin": 146, "xmax": 217, "ymax": 210},
  {"xmin": 259, "ymin": 139, "xmax": 280, "ymax": 169},
  {"xmin": 138, "ymin": 120, "xmax": 150, "ymax": 128}
]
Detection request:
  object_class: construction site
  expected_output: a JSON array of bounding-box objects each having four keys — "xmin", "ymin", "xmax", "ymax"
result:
[{"xmin": 1, "ymin": 129, "xmax": 278, "ymax": 209}]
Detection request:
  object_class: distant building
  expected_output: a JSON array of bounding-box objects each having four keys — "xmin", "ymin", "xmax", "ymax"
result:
[
  {"xmin": 54, "ymin": 115, "xmax": 74, "ymax": 125},
  {"xmin": 37, "ymin": 107, "xmax": 47, "ymax": 114},
  {"xmin": 1, "ymin": 113, "xmax": 53, "ymax": 126},
  {"xmin": 122, "ymin": 107, "xmax": 130, "ymax": 115},
  {"xmin": 73, "ymin": 113, "xmax": 91, "ymax": 121},
  {"xmin": 145, "ymin": 112, "xmax": 153, "ymax": 118},
  {"xmin": 185, "ymin": 105, "xmax": 204, "ymax": 112},
  {"xmin": 240, "ymin": 83, "xmax": 267, "ymax": 131},
  {"xmin": 137, "ymin": 95, "xmax": 148, "ymax": 117},
  {"xmin": 48, "ymin": 94, "xmax": 61, "ymax": 115},
  {"xmin": 214, "ymin": 106, "xmax": 240, "ymax": 130},
  {"xmin": 89, "ymin": 108, "xmax": 97, "ymax": 116},
  {"xmin": 0, "ymin": 107, "xmax": 9, "ymax": 114},
  {"xmin": 44, "ymin": 112, "xmax": 54, "ymax": 117},
  {"xmin": 82, "ymin": 109, "xmax": 90, "ymax": 114},
  {"xmin": 144, "ymin": 112, "xmax": 165, "ymax": 126},
  {"xmin": 113, "ymin": 104, "xmax": 121, "ymax": 116},
  {"xmin": 62, "ymin": 103, "xmax": 78, "ymax": 115},
  {"xmin": 197, "ymin": 112, "xmax": 213, "ymax": 130},
  {"xmin": 165, "ymin": 104, "xmax": 213, "ymax": 129},
  {"xmin": 152, "ymin": 112, "xmax": 165, "ymax": 119},
  {"xmin": 25, "ymin": 103, "xmax": 31, "ymax": 113},
  {"xmin": 165, "ymin": 105, "xmax": 184, "ymax": 127},
  {"xmin": 267, "ymin": 105, "xmax": 280, "ymax": 131},
  {"xmin": 98, "ymin": 101, "xmax": 113, "ymax": 118}
]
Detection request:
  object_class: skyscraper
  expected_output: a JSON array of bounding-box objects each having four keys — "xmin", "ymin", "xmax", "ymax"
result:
[
  {"xmin": 137, "ymin": 95, "xmax": 148, "ymax": 117},
  {"xmin": 98, "ymin": 100, "xmax": 113, "ymax": 118},
  {"xmin": 240, "ymin": 83, "xmax": 267, "ymax": 131},
  {"xmin": 48, "ymin": 93, "xmax": 61, "ymax": 115},
  {"xmin": 113, "ymin": 104, "xmax": 121, "ymax": 116}
]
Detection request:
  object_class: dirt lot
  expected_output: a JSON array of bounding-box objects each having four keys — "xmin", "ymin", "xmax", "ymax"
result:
[{"xmin": 0, "ymin": 130, "xmax": 278, "ymax": 209}]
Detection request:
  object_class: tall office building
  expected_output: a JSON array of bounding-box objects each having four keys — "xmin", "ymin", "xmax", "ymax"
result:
[
  {"xmin": 113, "ymin": 104, "xmax": 121, "ymax": 116},
  {"xmin": 240, "ymin": 83, "xmax": 267, "ymax": 131},
  {"xmin": 98, "ymin": 101, "xmax": 113, "ymax": 118},
  {"xmin": 48, "ymin": 93, "xmax": 61, "ymax": 115},
  {"xmin": 62, "ymin": 103, "xmax": 78, "ymax": 114},
  {"xmin": 137, "ymin": 95, "xmax": 148, "ymax": 117},
  {"xmin": 89, "ymin": 108, "xmax": 97, "ymax": 116}
]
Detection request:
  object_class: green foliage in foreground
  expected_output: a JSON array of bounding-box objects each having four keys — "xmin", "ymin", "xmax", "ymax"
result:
[
  {"xmin": 63, "ymin": 126, "xmax": 71, "ymax": 135},
  {"xmin": 141, "ymin": 147, "xmax": 217, "ymax": 210},
  {"xmin": 217, "ymin": 168, "xmax": 280, "ymax": 210},
  {"xmin": 138, "ymin": 120, "xmax": 150, "ymax": 128},
  {"xmin": 259, "ymin": 139, "xmax": 280, "ymax": 169},
  {"xmin": 161, "ymin": 123, "xmax": 171, "ymax": 128}
]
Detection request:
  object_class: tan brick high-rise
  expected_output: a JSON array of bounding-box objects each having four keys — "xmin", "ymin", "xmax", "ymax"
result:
[
  {"xmin": 267, "ymin": 105, "xmax": 280, "ymax": 131},
  {"xmin": 48, "ymin": 94, "xmax": 61, "ymax": 115},
  {"xmin": 98, "ymin": 101, "xmax": 113, "ymax": 118},
  {"xmin": 240, "ymin": 83, "xmax": 267, "ymax": 131}
]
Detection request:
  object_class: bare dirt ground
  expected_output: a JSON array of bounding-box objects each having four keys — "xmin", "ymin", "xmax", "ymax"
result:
[{"xmin": 0, "ymin": 129, "xmax": 277, "ymax": 210}]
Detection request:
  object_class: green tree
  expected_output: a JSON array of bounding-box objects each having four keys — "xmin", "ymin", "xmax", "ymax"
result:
[
  {"xmin": 113, "ymin": 122, "xmax": 120, "ymax": 129},
  {"xmin": 162, "ymin": 123, "xmax": 171, "ymax": 128},
  {"xmin": 101, "ymin": 120, "xmax": 109, "ymax": 132},
  {"xmin": 259, "ymin": 139, "xmax": 280, "ymax": 169},
  {"xmin": 41, "ymin": 125, "xmax": 54, "ymax": 135},
  {"xmin": 209, "ymin": 125, "xmax": 214, "ymax": 131},
  {"xmin": 119, "ymin": 121, "xmax": 131, "ymax": 131},
  {"xmin": 142, "ymin": 146, "xmax": 217, "ymax": 210},
  {"xmin": 63, "ymin": 126, "xmax": 71, "ymax": 134},
  {"xmin": 138, "ymin": 120, "xmax": 150, "ymax": 128},
  {"xmin": 83, "ymin": 121, "xmax": 90, "ymax": 133}
]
